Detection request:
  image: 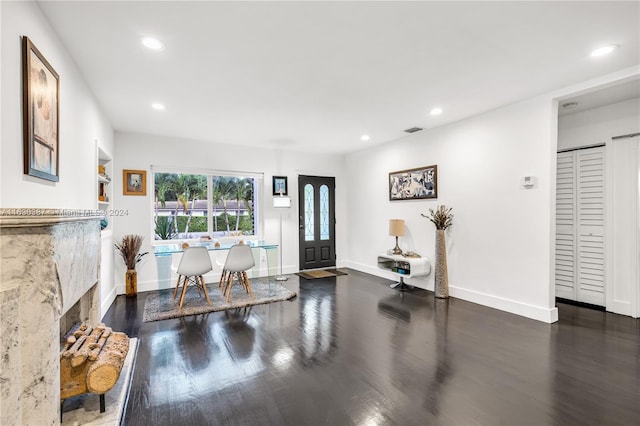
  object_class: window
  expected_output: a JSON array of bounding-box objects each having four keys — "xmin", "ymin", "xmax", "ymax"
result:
[{"xmin": 153, "ymin": 169, "xmax": 260, "ymax": 241}]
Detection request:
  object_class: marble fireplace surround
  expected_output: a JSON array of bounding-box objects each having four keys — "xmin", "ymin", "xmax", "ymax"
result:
[{"xmin": 0, "ymin": 209, "xmax": 103, "ymax": 426}]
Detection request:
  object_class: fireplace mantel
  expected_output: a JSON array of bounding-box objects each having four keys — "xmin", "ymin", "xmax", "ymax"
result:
[{"xmin": 0, "ymin": 208, "xmax": 103, "ymax": 425}]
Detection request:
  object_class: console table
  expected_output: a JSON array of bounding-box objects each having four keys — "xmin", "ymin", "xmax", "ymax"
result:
[{"xmin": 377, "ymin": 253, "xmax": 430, "ymax": 291}]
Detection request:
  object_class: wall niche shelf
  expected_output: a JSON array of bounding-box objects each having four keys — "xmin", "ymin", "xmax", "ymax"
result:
[{"xmin": 97, "ymin": 145, "xmax": 112, "ymax": 231}]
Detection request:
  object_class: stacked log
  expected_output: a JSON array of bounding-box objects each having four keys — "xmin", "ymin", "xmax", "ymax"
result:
[{"xmin": 60, "ymin": 323, "xmax": 129, "ymax": 400}]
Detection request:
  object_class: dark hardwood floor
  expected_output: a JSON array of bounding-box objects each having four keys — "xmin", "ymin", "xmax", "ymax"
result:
[{"xmin": 103, "ymin": 269, "xmax": 640, "ymax": 426}]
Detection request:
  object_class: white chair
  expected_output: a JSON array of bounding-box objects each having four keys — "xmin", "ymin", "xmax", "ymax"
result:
[
  {"xmin": 214, "ymin": 237, "xmax": 237, "ymax": 288},
  {"xmin": 174, "ymin": 246, "xmax": 213, "ymax": 309},
  {"xmin": 220, "ymin": 244, "xmax": 255, "ymax": 303}
]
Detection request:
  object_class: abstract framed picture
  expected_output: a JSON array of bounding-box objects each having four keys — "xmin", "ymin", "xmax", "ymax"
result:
[
  {"xmin": 273, "ymin": 176, "xmax": 288, "ymax": 196},
  {"xmin": 389, "ymin": 165, "xmax": 437, "ymax": 201},
  {"xmin": 22, "ymin": 36, "xmax": 60, "ymax": 182},
  {"xmin": 123, "ymin": 169, "xmax": 147, "ymax": 196}
]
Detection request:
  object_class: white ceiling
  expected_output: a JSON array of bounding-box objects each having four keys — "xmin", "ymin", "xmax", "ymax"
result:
[{"xmin": 37, "ymin": 1, "xmax": 640, "ymax": 154}]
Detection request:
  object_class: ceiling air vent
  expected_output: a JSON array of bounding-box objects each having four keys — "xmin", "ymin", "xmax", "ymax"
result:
[{"xmin": 404, "ymin": 127, "xmax": 423, "ymax": 134}]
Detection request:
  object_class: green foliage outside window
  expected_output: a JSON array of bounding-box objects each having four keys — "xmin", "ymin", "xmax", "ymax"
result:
[{"xmin": 153, "ymin": 172, "xmax": 256, "ymax": 240}]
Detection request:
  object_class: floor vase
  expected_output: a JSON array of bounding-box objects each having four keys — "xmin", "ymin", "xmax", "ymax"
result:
[
  {"xmin": 435, "ymin": 229, "xmax": 449, "ymax": 298},
  {"xmin": 126, "ymin": 269, "xmax": 137, "ymax": 296}
]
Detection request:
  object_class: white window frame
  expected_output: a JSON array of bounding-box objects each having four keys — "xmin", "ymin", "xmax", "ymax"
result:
[{"xmin": 150, "ymin": 165, "xmax": 264, "ymax": 245}]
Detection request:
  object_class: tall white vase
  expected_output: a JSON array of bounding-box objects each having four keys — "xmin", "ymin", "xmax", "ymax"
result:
[{"xmin": 435, "ymin": 229, "xmax": 449, "ymax": 298}]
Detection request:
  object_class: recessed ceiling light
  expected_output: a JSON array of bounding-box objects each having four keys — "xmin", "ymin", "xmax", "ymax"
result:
[
  {"xmin": 142, "ymin": 37, "xmax": 164, "ymax": 51},
  {"xmin": 590, "ymin": 44, "xmax": 618, "ymax": 57},
  {"xmin": 360, "ymin": 134, "xmax": 370, "ymax": 141},
  {"xmin": 151, "ymin": 103, "xmax": 165, "ymax": 111},
  {"xmin": 430, "ymin": 107, "xmax": 443, "ymax": 116}
]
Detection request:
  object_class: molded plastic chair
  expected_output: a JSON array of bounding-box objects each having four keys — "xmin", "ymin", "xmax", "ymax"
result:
[
  {"xmin": 174, "ymin": 246, "xmax": 213, "ymax": 309},
  {"xmin": 220, "ymin": 244, "xmax": 255, "ymax": 303},
  {"xmin": 215, "ymin": 237, "xmax": 238, "ymax": 288}
]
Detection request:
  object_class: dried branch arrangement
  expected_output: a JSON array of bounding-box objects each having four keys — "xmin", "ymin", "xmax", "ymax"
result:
[
  {"xmin": 114, "ymin": 234, "xmax": 148, "ymax": 270},
  {"xmin": 422, "ymin": 205, "xmax": 453, "ymax": 230}
]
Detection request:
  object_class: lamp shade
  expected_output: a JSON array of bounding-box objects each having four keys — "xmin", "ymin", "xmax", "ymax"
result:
[{"xmin": 389, "ymin": 219, "xmax": 405, "ymax": 237}]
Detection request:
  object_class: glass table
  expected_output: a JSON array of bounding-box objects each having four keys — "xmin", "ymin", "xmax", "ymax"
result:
[{"xmin": 154, "ymin": 240, "xmax": 279, "ymax": 279}]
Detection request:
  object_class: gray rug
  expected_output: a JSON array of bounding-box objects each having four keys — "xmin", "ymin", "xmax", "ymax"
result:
[{"xmin": 143, "ymin": 278, "xmax": 297, "ymax": 322}]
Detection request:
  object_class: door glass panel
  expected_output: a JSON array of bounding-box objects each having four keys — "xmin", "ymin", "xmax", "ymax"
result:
[
  {"xmin": 320, "ymin": 184, "xmax": 329, "ymax": 240},
  {"xmin": 304, "ymin": 184, "xmax": 315, "ymax": 241}
]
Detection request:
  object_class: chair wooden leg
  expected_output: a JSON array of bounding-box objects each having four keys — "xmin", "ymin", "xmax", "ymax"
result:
[
  {"xmin": 173, "ymin": 275, "xmax": 183, "ymax": 299},
  {"xmin": 179, "ymin": 275, "xmax": 189, "ymax": 309},
  {"xmin": 225, "ymin": 273, "xmax": 235, "ymax": 303},
  {"xmin": 219, "ymin": 269, "xmax": 227, "ymax": 288},
  {"xmin": 200, "ymin": 276, "xmax": 212, "ymax": 305},
  {"xmin": 195, "ymin": 276, "xmax": 202, "ymax": 297},
  {"xmin": 242, "ymin": 272, "xmax": 250, "ymax": 292},
  {"xmin": 243, "ymin": 272, "xmax": 254, "ymax": 299},
  {"xmin": 220, "ymin": 272, "xmax": 229, "ymax": 296}
]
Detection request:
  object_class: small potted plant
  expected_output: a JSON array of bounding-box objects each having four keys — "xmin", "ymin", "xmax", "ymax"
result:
[
  {"xmin": 421, "ymin": 205, "xmax": 453, "ymax": 298},
  {"xmin": 114, "ymin": 234, "xmax": 148, "ymax": 296}
]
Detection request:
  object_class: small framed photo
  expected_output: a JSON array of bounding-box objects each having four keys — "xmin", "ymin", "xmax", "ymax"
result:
[
  {"xmin": 273, "ymin": 176, "xmax": 288, "ymax": 196},
  {"xmin": 389, "ymin": 165, "xmax": 437, "ymax": 201},
  {"xmin": 123, "ymin": 169, "xmax": 147, "ymax": 196},
  {"xmin": 23, "ymin": 36, "xmax": 60, "ymax": 182}
]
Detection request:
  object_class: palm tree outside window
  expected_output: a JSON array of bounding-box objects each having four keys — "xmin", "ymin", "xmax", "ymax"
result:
[{"xmin": 153, "ymin": 171, "xmax": 258, "ymax": 241}]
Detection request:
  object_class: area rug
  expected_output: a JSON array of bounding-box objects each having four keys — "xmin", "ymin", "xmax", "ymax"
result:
[
  {"xmin": 143, "ymin": 279, "xmax": 297, "ymax": 322},
  {"xmin": 61, "ymin": 337, "xmax": 138, "ymax": 426},
  {"xmin": 295, "ymin": 268, "xmax": 348, "ymax": 279}
]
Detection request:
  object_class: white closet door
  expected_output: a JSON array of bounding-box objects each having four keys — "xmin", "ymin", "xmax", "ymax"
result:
[
  {"xmin": 555, "ymin": 151, "xmax": 577, "ymax": 299},
  {"xmin": 555, "ymin": 146, "xmax": 605, "ymax": 306},
  {"xmin": 576, "ymin": 147, "xmax": 605, "ymax": 305}
]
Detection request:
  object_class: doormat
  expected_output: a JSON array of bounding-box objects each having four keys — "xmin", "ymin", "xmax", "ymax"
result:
[
  {"xmin": 142, "ymin": 279, "xmax": 296, "ymax": 322},
  {"xmin": 295, "ymin": 269, "xmax": 348, "ymax": 280}
]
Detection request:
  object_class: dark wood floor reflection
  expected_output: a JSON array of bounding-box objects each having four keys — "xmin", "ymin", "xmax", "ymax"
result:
[{"xmin": 103, "ymin": 269, "xmax": 640, "ymax": 426}]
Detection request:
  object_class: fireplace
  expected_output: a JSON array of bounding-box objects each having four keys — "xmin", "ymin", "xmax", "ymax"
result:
[{"xmin": 0, "ymin": 209, "xmax": 103, "ymax": 425}]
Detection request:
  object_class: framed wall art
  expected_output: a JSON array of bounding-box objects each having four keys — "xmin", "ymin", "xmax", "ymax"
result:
[
  {"xmin": 273, "ymin": 176, "xmax": 288, "ymax": 196},
  {"xmin": 389, "ymin": 165, "xmax": 437, "ymax": 201},
  {"xmin": 23, "ymin": 36, "xmax": 60, "ymax": 182},
  {"xmin": 123, "ymin": 169, "xmax": 147, "ymax": 196}
]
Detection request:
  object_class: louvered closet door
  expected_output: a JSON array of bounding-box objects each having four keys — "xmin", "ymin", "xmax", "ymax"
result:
[
  {"xmin": 576, "ymin": 147, "xmax": 605, "ymax": 305},
  {"xmin": 555, "ymin": 146, "xmax": 605, "ymax": 306},
  {"xmin": 555, "ymin": 152, "xmax": 577, "ymax": 299}
]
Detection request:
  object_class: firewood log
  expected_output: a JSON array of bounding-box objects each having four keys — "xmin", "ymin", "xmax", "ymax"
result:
[{"xmin": 86, "ymin": 332, "xmax": 129, "ymax": 393}]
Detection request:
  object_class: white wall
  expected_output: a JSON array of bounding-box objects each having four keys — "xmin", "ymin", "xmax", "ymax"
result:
[
  {"xmin": 558, "ymin": 97, "xmax": 640, "ymax": 317},
  {"xmin": 345, "ymin": 97, "xmax": 558, "ymax": 323},
  {"xmin": 0, "ymin": 1, "xmax": 115, "ymax": 316},
  {"xmin": 0, "ymin": 1, "xmax": 114, "ymax": 209},
  {"xmin": 112, "ymin": 131, "xmax": 346, "ymax": 293},
  {"xmin": 558, "ymin": 98, "xmax": 640, "ymax": 150}
]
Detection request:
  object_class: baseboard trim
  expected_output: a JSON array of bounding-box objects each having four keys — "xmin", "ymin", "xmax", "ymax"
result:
[
  {"xmin": 345, "ymin": 260, "xmax": 558, "ymax": 323},
  {"xmin": 452, "ymin": 287, "xmax": 558, "ymax": 323}
]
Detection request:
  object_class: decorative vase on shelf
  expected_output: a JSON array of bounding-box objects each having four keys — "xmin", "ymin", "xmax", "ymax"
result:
[
  {"xmin": 125, "ymin": 269, "xmax": 137, "ymax": 297},
  {"xmin": 421, "ymin": 205, "xmax": 453, "ymax": 299},
  {"xmin": 435, "ymin": 229, "xmax": 449, "ymax": 298}
]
